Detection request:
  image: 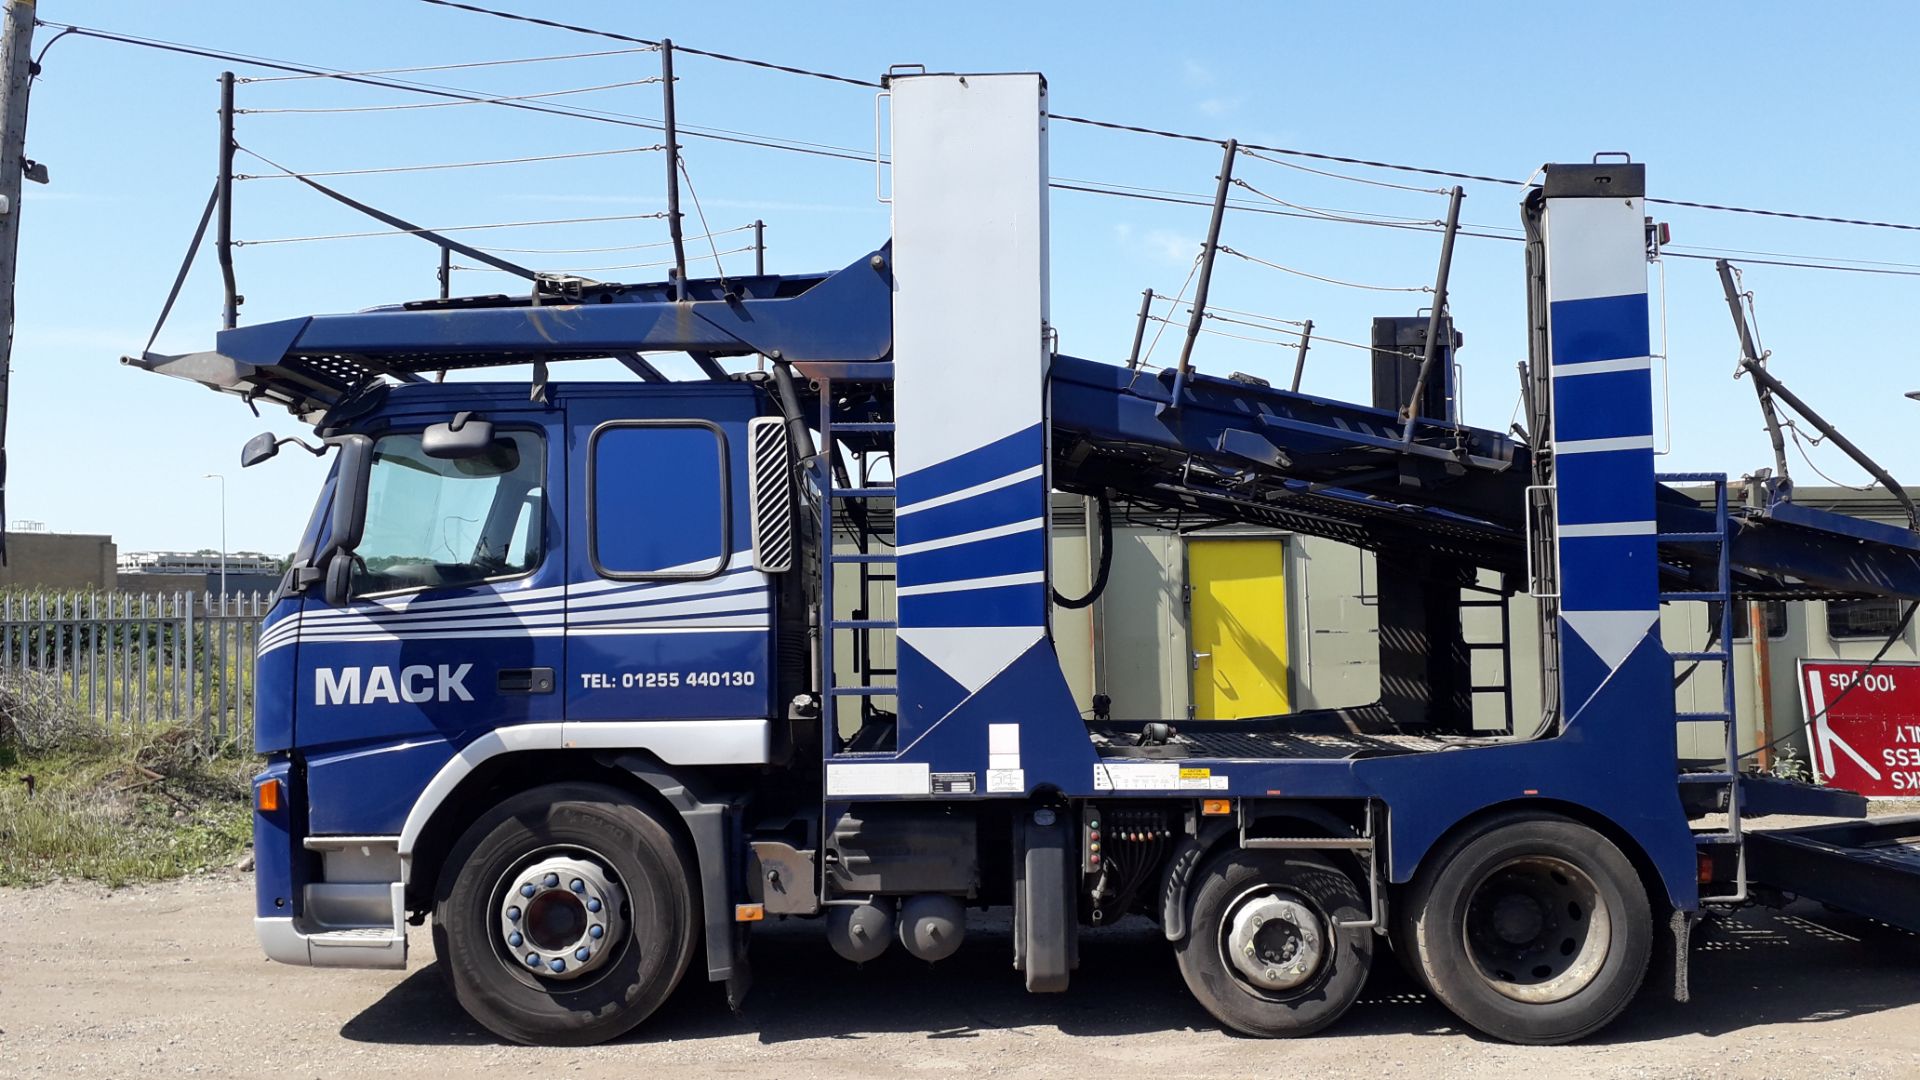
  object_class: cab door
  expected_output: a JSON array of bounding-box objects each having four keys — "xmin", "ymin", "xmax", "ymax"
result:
[
  {"xmin": 562, "ymin": 390, "xmax": 774, "ymax": 750},
  {"xmin": 285, "ymin": 414, "xmax": 565, "ymax": 836}
]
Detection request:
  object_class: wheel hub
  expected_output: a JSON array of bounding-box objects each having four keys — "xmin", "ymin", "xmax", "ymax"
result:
[
  {"xmin": 497, "ymin": 854, "xmax": 624, "ymax": 981},
  {"xmin": 1462, "ymin": 855, "xmax": 1611, "ymax": 1004},
  {"xmin": 1224, "ymin": 891, "xmax": 1325, "ymax": 992}
]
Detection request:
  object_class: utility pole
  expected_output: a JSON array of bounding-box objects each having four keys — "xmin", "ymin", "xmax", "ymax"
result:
[{"xmin": 0, "ymin": 0, "xmax": 38, "ymax": 566}]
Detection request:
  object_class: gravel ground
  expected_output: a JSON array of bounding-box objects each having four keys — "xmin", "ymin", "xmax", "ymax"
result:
[{"xmin": 5, "ymin": 829, "xmax": 1920, "ymax": 1080}]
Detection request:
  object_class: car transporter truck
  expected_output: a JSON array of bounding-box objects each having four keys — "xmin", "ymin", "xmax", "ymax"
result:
[{"xmin": 133, "ymin": 69, "xmax": 1920, "ymax": 1046}]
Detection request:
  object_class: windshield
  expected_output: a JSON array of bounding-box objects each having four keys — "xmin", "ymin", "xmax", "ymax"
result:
[{"xmin": 354, "ymin": 429, "xmax": 546, "ymax": 596}]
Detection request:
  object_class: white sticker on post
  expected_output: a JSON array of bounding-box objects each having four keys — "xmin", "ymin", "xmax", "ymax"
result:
[
  {"xmin": 826, "ymin": 762, "xmax": 932, "ymax": 797},
  {"xmin": 986, "ymin": 768, "xmax": 1025, "ymax": 793},
  {"xmin": 988, "ymin": 723, "xmax": 1021, "ymax": 759}
]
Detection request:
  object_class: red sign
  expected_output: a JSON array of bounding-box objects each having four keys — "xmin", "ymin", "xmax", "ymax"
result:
[{"xmin": 1797, "ymin": 659, "xmax": 1920, "ymax": 797}]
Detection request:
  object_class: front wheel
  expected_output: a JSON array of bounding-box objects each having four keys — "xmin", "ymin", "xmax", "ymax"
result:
[
  {"xmin": 1175, "ymin": 850, "xmax": 1374, "ymax": 1037},
  {"xmin": 1404, "ymin": 812, "xmax": 1652, "ymax": 1045},
  {"xmin": 432, "ymin": 782, "xmax": 698, "ymax": 1045}
]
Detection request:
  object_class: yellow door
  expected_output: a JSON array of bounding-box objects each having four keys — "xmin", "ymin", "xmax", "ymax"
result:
[{"xmin": 1188, "ymin": 538, "xmax": 1290, "ymax": 719}]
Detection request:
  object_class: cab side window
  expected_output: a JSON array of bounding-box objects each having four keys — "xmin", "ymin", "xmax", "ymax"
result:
[{"xmin": 590, "ymin": 421, "xmax": 730, "ymax": 579}]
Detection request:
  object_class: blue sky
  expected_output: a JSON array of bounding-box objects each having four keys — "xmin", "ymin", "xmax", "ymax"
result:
[{"xmin": 14, "ymin": 2, "xmax": 1920, "ymax": 554}]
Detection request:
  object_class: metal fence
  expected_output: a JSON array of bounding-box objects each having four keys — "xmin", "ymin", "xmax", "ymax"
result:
[{"xmin": 0, "ymin": 590, "xmax": 269, "ymax": 742}]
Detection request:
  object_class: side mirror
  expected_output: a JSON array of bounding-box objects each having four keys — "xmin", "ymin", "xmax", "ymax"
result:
[
  {"xmin": 323, "ymin": 552, "xmax": 357, "ymax": 607},
  {"xmin": 317, "ymin": 433, "xmax": 374, "ymax": 574},
  {"xmin": 423, "ymin": 411, "xmax": 496, "ymax": 459},
  {"xmin": 242, "ymin": 432, "xmax": 280, "ymax": 468}
]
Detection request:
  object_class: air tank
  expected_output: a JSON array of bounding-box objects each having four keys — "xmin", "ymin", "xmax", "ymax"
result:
[
  {"xmin": 896, "ymin": 894, "xmax": 966, "ymax": 963},
  {"xmin": 827, "ymin": 900, "xmax": 894, "ymax": 964}
]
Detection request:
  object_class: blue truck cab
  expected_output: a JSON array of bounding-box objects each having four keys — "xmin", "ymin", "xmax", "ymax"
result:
[{"xmin": 135, "ymin": 71, "xmax": 1920, "ymax": 1048}]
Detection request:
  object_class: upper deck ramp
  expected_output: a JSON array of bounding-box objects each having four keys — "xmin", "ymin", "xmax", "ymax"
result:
[{"xmin": 127, "ymin": 256, "xmax": 1920, "ymax": 605}]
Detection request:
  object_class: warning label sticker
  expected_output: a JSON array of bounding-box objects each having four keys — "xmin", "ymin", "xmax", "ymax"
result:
[
  {"xmin": 1178, "ymin": 766, "xmax": 1230, "ymax": 791},
  {"xmin": 1093, "ymin": 762, "xmax": 1227, "ymax": 791}
]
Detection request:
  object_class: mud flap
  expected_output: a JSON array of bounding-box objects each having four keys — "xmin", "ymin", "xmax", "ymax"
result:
[
  {"xmin": 1014, "ymin": 807, "xmax": 1076, "ymax": 993},
  {"xmin": 1669, "ymin": 908, "xmax": 1694, "ymax": 1003}
]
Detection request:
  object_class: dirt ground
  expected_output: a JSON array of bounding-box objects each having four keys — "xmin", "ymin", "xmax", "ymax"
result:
[{"xmin": 5, "ymin": 833, "xmax": 1920, "ymax": 1080}]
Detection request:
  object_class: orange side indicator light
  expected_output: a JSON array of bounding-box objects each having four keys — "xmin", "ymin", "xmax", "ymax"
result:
[
  {"xmin": 255, "ymin": 778, "xmax": 283, "ymax": 813},
  {"xmin": 1201, "ymin": 798, "xmax": 1233, "ymax": 816},
  {"xmin": 1522, "ymin": 789, "xmax": 1540, "ymax": 796},
  {"xmin": 734, "ymin": 903, "xmax": 766, "ymax": 922}
]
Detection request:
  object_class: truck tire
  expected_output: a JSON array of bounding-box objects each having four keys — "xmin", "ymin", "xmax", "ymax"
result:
[
  {"xmin": 1175, "ymin": 850, "xmax": 1373, "ymax": 1037},
  {"xmin": 1388, "ymin": 888, "xmax": 1430, "ymax": 994},
  {"xmin": 1405, "ymin": 812, "xmax": 1651, "ymax": 1045},
  {"xmin": 431, "ymin": 782, "xmax": 698, "ymax": 1046}
]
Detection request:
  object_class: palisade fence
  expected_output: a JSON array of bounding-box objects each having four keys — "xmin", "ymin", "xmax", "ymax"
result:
[{"xmin": 0, "ymin": 590, "xmax": 271, "ymax": 743}]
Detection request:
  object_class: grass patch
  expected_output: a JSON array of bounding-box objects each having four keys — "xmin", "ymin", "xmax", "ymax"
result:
[{"xmin": 0, "ymin": 725, "xmax": 254, "ymax": 888}]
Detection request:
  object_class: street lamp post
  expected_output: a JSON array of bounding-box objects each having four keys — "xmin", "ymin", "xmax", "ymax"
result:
[{"xmin": 203, "ymin": 472, "xmax": 227, "ymax": 603}]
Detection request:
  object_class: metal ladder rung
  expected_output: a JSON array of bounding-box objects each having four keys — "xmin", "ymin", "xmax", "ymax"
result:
[
  {"xmin": 832, "ymin": 422, "xmax": 895, "ymax": 433},
  {"xmin": 1661, "ymin": 590, "xmax": 1725, "ymax": 602},
  {"xmin": 1661, "ymin": 531, "xmax": 1725, "ymax": 543},
  {"xmin": 831, "ymin": 487, "xmax": 896, "ymax": 499},
  {"xmin": 1693, "ymin": 831, "xmax": 1741, "ymax": 846},
  {"xmin": 1676, "ymin": 710, "xmax": 1732, "ymax": 722},
  {"xmin": 1671, "ymin": 650, "xmax": 1731, "ymax": 662},
  {"xmin": 830, "ymin": 619, "xmax": 896, "ymax": 630},
  {"xmin": 830, "ymin": 685, "xmax": 897, "ymax": 696},
  {"xmin": 1678, "ymin": 771, "xmax": 1736, "ymax": 784},
  {"xmin": 830, "ymin": 553, "xmax": 896, "ymax": 564}
]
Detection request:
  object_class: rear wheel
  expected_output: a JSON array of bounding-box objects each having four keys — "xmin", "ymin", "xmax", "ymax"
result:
[
  {"xmin": 432, "ymin": 782, "xmax": 697, "ymax": 1045},
  {"xmin": 1405, "ymin": 812, "xmax": 1652, "ymax": 1045},
  {"xmin": 1175, "ymin": 850, "xmax": 1374, "ymax": 1037}
]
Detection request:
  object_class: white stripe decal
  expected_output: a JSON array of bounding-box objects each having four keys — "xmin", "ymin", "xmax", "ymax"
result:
[
  {"xmin": 264, "ymin": 627, "xmax": 567, "ymax": 652},
  {"xmin": 560, "ymin": 622, "xmax": 764, "ymax": 630},
  {"xmin": 1558, "ymin": 520, "xmax": 1656, "ymax": 538},
  {"xmin": 1550, "ymin": 356, "xmax": 1651, "ymax": 378},
  {"xmin": 1555, "ymin": 435, "xmax": 1655, "ymax": 455},
  {"xmin": 897, "ymin": 570, "xmax": 1045, "ymax": 597},
  {"xmin": 262, "ymin": 622, "xmax": 770, "ymax": 654},
  {"xmin": 896, "ymin": 516, "xmax": 1043, "ymax": 557},
  {"xmin": 568, "ymin": 596, "xmax": 771, "ymax": 624},
  {"xmin": 293, "ymin": 565, "xmax": 761, "ymax": 626},
  {"xmin": 896, "ymin": 464, "xmax": 1043, "ymax": 517}
]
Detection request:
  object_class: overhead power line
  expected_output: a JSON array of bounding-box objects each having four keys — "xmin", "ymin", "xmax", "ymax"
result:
[
  {"xmin": 238, "ymin": 45, "xmax": 657, "ymax": 82},
  {"xmin": 37, "ymin": 17, "xmax": 1920, "ymax": 265},
  {"xmin": 1217, "ymin": 245, "xmax": 1432, "ymax": 293},
  {"xmin": 478, "ymin": 223, "xmax": 752, "ymax": 255},
  {"xmin": 410, "ymin": 0, "xmax": 883, "ymax": 88},
  {"xmin": 407, "ymin": 1, "xmax": 1920, "ymax": 236},
  {"xmin": 236, "ymin": 76, "xmax": 663, "ymax": 114},
  {"xmin": 233, "ymin": 207, "xmax": 670, "ymax": 246},
  {"xmin": 235, "ymin": 143, "xmax": 665, "ymax": 180}
]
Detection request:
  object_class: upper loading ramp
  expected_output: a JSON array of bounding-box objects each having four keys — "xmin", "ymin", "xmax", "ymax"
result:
[
  {"xmin": 1049, "ymin": 352, "xmax": 1920, "ymax": 605},
  {"xmin": 129, "ymin": 245, "xmax": 1920, "ymax": 607}
]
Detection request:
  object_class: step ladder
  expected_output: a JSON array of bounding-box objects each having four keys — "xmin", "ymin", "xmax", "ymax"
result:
[
  {"xmin": 817, "ymin": 386, "xmax": 900, "ymax": 756},
  {"xmin": 1459, "ymin": 582, "xmax": 1516, "ymax": 735},
  {"xmin": 1658, "ymin": 473, "xmax": 1745, "ymax": 870}
]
